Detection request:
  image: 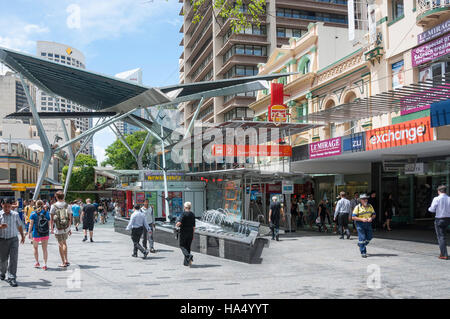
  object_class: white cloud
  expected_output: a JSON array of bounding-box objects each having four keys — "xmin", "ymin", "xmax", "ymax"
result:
[
  {"xmin": 58, "ymin": 0, "xmax": 182, "ymax": 45},
  {"xmin": 0, "ymin": 17, "xmax": 49, "ymax": 52}
]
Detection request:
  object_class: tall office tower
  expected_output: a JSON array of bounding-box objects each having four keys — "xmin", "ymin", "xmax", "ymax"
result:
[
  {"xmin": 36, "ymin": 41, "xmax": 93, "ymax": 155},
  {"xmin": 115, "ymin": 68, "xmax": 144, "ymax": 135},
  {"xmin": 179, "ymin": 0, "xmax": 349, "ymax": 126}
]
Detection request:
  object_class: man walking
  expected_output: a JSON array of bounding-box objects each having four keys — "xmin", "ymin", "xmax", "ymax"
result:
[
  {"xmin": 81, "ymin": 199, "xmax": 97, "ymax": 242},
  {"xmin": 334, "ymin": 191, "xmax": 352, "ymax": 239},
  {"xmin": 428, "ymin": 185, "xmax": 450, "ymax": 260},
  {"xmin": 0, "ymin": 199, "xmax": 25, "ymax": 287},
  {"xmin": 141, "ymin": 200, "xmax": 156, "ymax": 253},
  {"xmin": 176, "ymin": 202, "xmax": 196, "ymax": 267},
  {"xmin": 126, "ymin": 204, "xmax": 149, "ymax": 259},
  {"xmin": 269, "ymin": 196, "xmax": 284, "ymax": 241},
  {"xmin": 350, "ymin": 192, "xmax": 360, "ymax": 234},
  {"xmin": 352, "ymin": 194, "xmax": 376, "ymax": 258},
  {"xmin": 306, "ymin": 195, "xmax": 316, "ymax": 230},
  {"xmin": 71, "ymin": 201, "xmax": 81, "ymax": 231},
  {"xmin": 50, "ymin": 191, "xmax": 72, "ymax": 268}
]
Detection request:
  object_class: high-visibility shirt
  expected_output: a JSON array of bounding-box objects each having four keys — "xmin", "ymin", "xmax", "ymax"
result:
[{"xmin": 352, "ymin": 204, "xmax": 375, "ymax": 219}]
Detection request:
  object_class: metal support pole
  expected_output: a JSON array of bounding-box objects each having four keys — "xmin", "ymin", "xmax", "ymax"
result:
[
  {"xmin": 19, "ymin": 75, "xmax": 53, "ymax": 200},
  {"xmin": 63, "ymin": 117, "xmax": 105, "ymax": 196},
  {"xmin": 184, "ymin": 97, "xmax": 204, "ymax": 140},
  {"xmin": 128, "ymin": 115, "xmax": 170, "ymax": 222},
  {"xmin": 53, "ymin": 109, "xmax": 137, "ymax": 153},
  {"xmin": 110, "ymin": 123, "xmax": 139, "ymax": 163},
  {"xmin": 138, "ymin": 132, "xmax": 152, "ymax": 181}
]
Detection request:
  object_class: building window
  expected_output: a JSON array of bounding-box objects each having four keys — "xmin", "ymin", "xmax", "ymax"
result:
[
  {"xmin": 41, "ymin": 53, "xmax": 46, "ymax": 57},
  {"xmin": 392, "ymin": 0, "xmax": 404, "ymax": 20},
  {"xmin": 277, "ymin": 27, "xmax": 286, "ymax": 37},
  {"xmin": 10, "ymin": 168, "xmax": 17, "ymax": 183},
  {"xmin": 47, "ymin": 53, "xmax": 53, "ymax": 57}
]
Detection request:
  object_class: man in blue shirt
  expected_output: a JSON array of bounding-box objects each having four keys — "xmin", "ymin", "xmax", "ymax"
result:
[
  {"xmin": 71, "ymin": 201, "xmax": 81, "ymax": 231},
  {"xmin": 428, "ymin": 185, "xmax": 450, "ymax": 260}
]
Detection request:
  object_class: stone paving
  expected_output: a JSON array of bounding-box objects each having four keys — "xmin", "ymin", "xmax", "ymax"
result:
[{"xmin": 1, "ymin": 218, "xmax": 449, "ymax": 299}]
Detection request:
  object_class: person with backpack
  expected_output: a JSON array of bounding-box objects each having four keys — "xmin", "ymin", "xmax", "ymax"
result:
[
  {"xmin": 28, "ymin": 200, "xmax": 50, "ymax": 270},
  {"xmin": 50, "ymin": 191, "xmax": 72, "ymax": 267}
]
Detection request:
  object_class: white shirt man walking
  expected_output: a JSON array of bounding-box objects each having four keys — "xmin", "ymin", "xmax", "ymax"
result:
[
  {"xmin": 334, "ymin": 191, "xmax": 352, "ymax": 239},
  {"xmin": 428, "ymin": 185, "xmax": 450, "ymax": 260},
  {"xmin": 141, "ymin": 200, "xmax": 156, "ymax": 253}
]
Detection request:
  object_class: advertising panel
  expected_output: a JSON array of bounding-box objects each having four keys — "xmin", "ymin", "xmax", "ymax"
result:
[
  {"xmin": 342, "ymin": 134, "xmax": 365, "ymax": 152},
  {"xmin": 392, "ymin": 60, "xmax": 405, "ymax": 89},
  {"xmin": 417, "ymin": 20, "xmax": 450, "ymax": 45},
  {"xmin": 309, "ymin": 137, "xmax": 342, "ymax": 159},
  {"xmin": 411, "ymin": 33, "xmax": 450, "ymax": 67},
  {"xmin": 365, "ymin": 117, "xmax": 434, "ymax": 151}
]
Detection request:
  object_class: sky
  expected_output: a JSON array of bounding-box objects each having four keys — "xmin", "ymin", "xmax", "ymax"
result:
[{"xmin": 0, "ymin": 0, "xmax": 183, "ymax": 165}]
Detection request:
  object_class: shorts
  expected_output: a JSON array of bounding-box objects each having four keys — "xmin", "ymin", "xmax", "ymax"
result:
[
  {"xmin": 33, "ymin": 236, "xmax": 49, "ymax": 243},
  {"xmin": 73, "ymin": 216, "xmax": 81, "ymax": 224},
  {"xmin": 83, "ymin": 222, "xmax": 94, "ymax": 231},
  {"xmin": 55, "ymin": 233, "xmax": 69, "ymax": 243}
]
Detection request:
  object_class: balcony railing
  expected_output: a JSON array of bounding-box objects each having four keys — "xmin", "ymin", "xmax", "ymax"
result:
[{"xmin": 417, "ymin": 0, "xmax": 450, "ymax": 16}]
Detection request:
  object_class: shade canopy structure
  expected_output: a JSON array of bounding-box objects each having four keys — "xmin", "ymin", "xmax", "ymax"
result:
[
  {"xmin": 0, "ymin": 46, "xmax": 294, "ymax": 113},
  {"xmin": 303, "ymin": 73, "xmax": 450, "ymax": 123}
]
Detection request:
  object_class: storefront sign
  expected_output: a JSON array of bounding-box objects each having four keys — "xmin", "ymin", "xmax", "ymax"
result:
[
  {"xmin": 405, "ymin": 163, "xmax": 425, "ymax": 175},
  {"xmin": 418, "ymin": 21, "xmax": 450, "ymax": 45},
  {"xmin": 282, "ymin": 181, "xmax": 294, "ymax": 194},
  {"xmin": 144, "ymin": 172, "xmax": 184, "ymax": 181},
  {"xmin": 212, "ymin": 144, "xmax": 292, "ymax": 157},
  {"xmin": 412, "ymin": 33, "xmax": 450, "ymax": 67},
  {"xmin": 268, "ymin": 83, "xmax": 288, "ymax": 124},
  {"xmin": 309, "ymin": 137, "xmax": 342, "ymax": 159},
  {"xmin": 366, "ymin": 117, "xmax": 434, "ymax": 151},
  {"xmin": 266, "ymin": 184, "xmax": 282, "ymax": 193},
  {"xmin": 342, "ymin": 134, "xmax": 365, "ymax": 152},
  {"xmin": 392, "ymin": 60, "xmax": 405, "ymax": 89}
]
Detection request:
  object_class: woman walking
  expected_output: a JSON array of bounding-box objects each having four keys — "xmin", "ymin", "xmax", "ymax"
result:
[
  {"xmin": 383, "ymin": 193, "xmax": 397, "ymax": 231},
  {"xmin": 28, "ymin": 200, "xmax": 50, "ymax": 270}
]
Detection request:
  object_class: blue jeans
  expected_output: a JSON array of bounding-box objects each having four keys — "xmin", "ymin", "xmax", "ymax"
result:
[
  {"xmin": 435, "ymin": 218, "xmax": 450, "ymax": 257},
  {"xmin": 356, "ymin": 221, "xmax": 373, "ymax": 254}
]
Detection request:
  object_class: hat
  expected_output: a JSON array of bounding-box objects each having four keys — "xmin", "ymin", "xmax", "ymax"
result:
[{"xmin": 359, "ymin": 194, "xmax": 370, "ymax": 199}]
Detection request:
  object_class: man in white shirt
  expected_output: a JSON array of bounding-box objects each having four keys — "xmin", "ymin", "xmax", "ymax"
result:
[
  {"xmin": 428, "ymin": 185, "xmax": 450, "ymax": 260},
  {"xmin": 141, "ymin": 199, "xmax": 156, "ymax": 253},
  {"xmin": 126, "ymin": 204, "xmax": 150, "ymax": 259},
  {"xmin": 334, "ymin": 191, "xmax": 352, "ymax": 240}
]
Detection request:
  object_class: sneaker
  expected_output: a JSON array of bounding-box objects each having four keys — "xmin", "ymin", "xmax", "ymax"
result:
[
  {"xmin": 143, "ymin": 250, "xmax": 149, "ymax": 259},
  {"xmin": 90, "ymin": 238, "xmax": 94, "ymax": 243},
  {"xmin": 276, "ymin": 235, "xmax": 280, "ymax": 241},
  {"xmin": 42, "ymin": 266, "xmax": 48, "ymax": 271},
  {"xmin": 438, "ymin": 255, "xmax": 448, "ymax": 260},
  {"xmin": 339, "ymin": 236, "xmax": 344, "ymax": 239},
  {"xmin": 75, "ymin": 226, "xmax": 78, "ymax": 231},
  {"xmin": 362, "ymin": 254, "xmax": 367, "ymax": 258},
  {"xmin": 150, "ymin": 248, "xmax": 156, "ymax": 253},
  {"xmin": 0, "ymin": 274, "xmax": 5, "ymax": 281},
  {"xmin": 34, "ymin": 262, "xmax": 40, "ymax": 268},
  {"xmin": 82, "ymin": 237, "xmax": 87, "ymax": 242},
  {"xmin": 7, "ymin": 278, "xmax": 18, "ymax": 287},
  {"xmin": 132, "ymin": 254, "xmax": 138, "ymax": 258},
  {"xmin": 188, "ymin": 256, "xmax": 193, "ymax": 267}
]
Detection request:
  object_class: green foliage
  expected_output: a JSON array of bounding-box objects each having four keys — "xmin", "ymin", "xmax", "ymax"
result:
[
  {"xmin": 101, "ymin": 130, "xmax": 156, "ymax": 170},
  {"xmin": 74, "ymin": 153, "xmax": 98, "ymax": 167},
  {"xmin": 62, "ymin": 154, "xmax": 97, "ymax": 193},
  {"xmin": 190, "ymin": 0, "xmax": 266, "ymax": 33}
]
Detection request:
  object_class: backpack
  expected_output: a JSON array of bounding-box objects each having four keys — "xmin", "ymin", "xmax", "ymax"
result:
[
  {"xmin": 54, "ymin": 205, "xmax": 70, "ymax": 230},
  {"xmin": 36, "ymin": 212, "xmax": 49, "ymax": 237}
]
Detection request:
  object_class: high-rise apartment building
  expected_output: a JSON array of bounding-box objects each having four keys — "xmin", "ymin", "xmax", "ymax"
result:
[
  {"xmin": 178, "ymin": 0, "xmax": 350, "ymax": 126},
  {"xmin": 36, "ymin": 41, "xmax": 93, "ymax": 155}
]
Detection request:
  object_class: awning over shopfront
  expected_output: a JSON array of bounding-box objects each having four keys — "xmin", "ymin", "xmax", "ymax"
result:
[{"xmin": 302, "ymin": 73, "xmax": 450, "ymax": 123}]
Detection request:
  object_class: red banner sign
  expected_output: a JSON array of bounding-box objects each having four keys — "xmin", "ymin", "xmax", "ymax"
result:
[
  {"xmin": 212, "ymin": 144, "xmax": 292, "ymax": 157},
  {"xmin": 268, "ymin": 83, "xmax": 288, "ymax": 124}
]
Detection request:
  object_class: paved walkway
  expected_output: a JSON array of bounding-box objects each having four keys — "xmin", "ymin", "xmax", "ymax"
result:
[{"xmin": 1, "ymin": 218, "xmax": 449, "ymax": 299}]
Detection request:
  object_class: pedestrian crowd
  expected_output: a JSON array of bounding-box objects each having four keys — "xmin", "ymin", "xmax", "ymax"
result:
[{"xmin": 0, "ymin": 191, "xmax": 116, "ymax": 287}]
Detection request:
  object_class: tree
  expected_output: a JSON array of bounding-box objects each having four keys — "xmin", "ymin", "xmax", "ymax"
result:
[
  {"xmin": 101, "ymin": 130, "xmax": 157, "ymax": 170},
  {"xmin": 189, "ymin": 0, "xmax": 266, "ymax": 33},
  {"xmin": 62, "ymin": 153, "xmax": 98, "ymax": 202}
]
